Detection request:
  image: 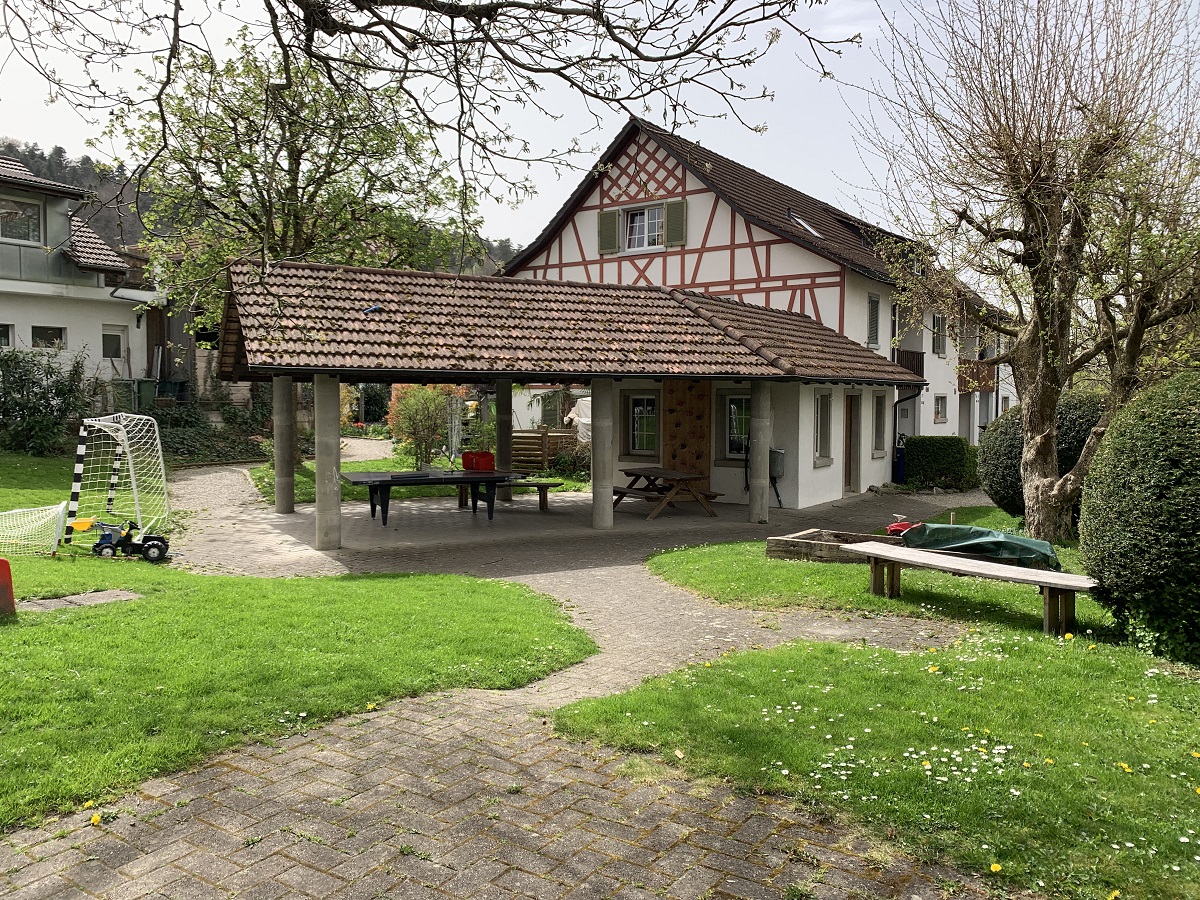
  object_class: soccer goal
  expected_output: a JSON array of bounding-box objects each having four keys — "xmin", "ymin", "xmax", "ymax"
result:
[
  {"xmin": 64, "ymin": 413, "xmax": 170, "ymax": 543},
  {"xmin": 0, "ymin": 501, "xmax": 67, "ymax": 557}
]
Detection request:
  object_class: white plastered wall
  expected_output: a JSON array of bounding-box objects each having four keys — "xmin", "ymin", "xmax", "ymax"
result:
[{"xmin": 0, "ymin": 283, "xmax": 148, "ymax": 381}]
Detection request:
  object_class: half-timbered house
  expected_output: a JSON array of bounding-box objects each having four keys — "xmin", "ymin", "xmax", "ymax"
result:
[{"xmin": 507, "ymin": 118, "xmax": 1011, "ymax": 508}]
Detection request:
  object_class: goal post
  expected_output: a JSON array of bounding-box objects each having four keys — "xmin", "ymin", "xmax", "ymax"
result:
[{"xmin": 64, "ymin": 413, "xmax": 170, "ymax": 543}]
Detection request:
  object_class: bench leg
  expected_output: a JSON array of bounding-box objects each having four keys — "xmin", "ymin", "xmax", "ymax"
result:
[
  {"xmin": 886, "ymin": 561, "xmax": 902, "ymax": 599},
  {"xmin": 538, "ymin": 486, "xmax": 549, "ymax": 512},
  {"xmin": 458, "ymin": 484, "xmax": 469, "ymax": 509},
  {"xmin": 1060, "ymin": 590, "xmax": 1076, "ymax": 634},
  {"xmin": 868, "ymin": 557, "xmax": 886, "ymax": 596},
  {"xmin": 1042, "ymin": 587, "xmax": 1077, "ymax": 636}
]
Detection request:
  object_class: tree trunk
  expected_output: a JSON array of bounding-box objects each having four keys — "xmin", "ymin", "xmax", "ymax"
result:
[{"xmin": 1014, "ymin": 339, "xmax": 1076, "ymax": 544}]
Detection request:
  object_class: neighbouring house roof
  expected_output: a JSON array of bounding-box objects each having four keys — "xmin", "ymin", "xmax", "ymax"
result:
[
  {"xmin": 505, "ymin": 118, "xmax": 911, "ymax": 282},
  {"xmin": 218, "ymin": 260, "xmax": 925, "ymax": 387},
  {"xmin": 0, "ymin": 156, "xmax": 90, "ymax": 199},
  {"xmin": 66, "ymin": 216, "xmax": 129, "ymax": 274}
]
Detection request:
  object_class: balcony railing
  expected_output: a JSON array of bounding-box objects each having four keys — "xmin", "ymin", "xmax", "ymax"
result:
[
  {"xmin": 957, "ymin": 361, "xmax": 997, "ymax": 394},
  {"xmin": 894, "ymin": 348, "xmax": 925, "ymax": 378}
]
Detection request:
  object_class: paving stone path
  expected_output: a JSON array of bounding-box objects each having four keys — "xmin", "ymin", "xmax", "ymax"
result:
[{"xmin": 1, "ymin": 462, "xmax": 998, "ymax": 899}]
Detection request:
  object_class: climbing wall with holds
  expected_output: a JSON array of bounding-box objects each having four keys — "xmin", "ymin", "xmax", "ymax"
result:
[{"xmin": 662, "ymin": 380, "xmax": 711, "ymax": 490}]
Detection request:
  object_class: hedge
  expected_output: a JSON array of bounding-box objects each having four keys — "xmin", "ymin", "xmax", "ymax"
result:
[
  {"xmin": 1079, "ymin": 372, "xmax": 1200, "ymax": 664},
  {"xmin": 903, "ymin": 435, "xmax": 976, "ymax": 490}
]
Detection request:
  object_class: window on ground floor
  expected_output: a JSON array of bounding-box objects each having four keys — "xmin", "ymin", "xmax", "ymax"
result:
[
  {"xmin": 102, "ymin": 326, "xmax": 126, "ymax": 360},
  {"xmin": 872, "ymin": 392, "xmax": 887, "ymax": 454},
  {"xmin": 814, "ymin": 390, "xmax": 833, "ymax": 464},
  {"xmin": 934, "ymin": 394, "xmax": 948, "ymax": 423},
  {"xmin": 719, "ymin": 391, "xmax": 751, "ymax": 460},
  {"xmin": 31, "ymin": 325, "xmax": 65, "ymax": 349},
  {"xmin": 620, "ymin": 390, "xmax": 660, "ymax": 457}
]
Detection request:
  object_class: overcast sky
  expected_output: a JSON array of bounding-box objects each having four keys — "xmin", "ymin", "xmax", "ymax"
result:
[{"xmin": 0, "ymin": 0, "xmax": 899, "ymax": 248}]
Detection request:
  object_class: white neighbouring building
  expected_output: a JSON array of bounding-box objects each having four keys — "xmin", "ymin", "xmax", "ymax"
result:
[
  {"xmin": 0, "ymin": 157, "xmax": 146, "ymax": 388},
  {"xmin": 506, "ymin": 119, "xmax": 1015, "ymax": 507}
]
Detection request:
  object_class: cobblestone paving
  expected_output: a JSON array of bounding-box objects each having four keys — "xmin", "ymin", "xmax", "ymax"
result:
[{"xmin": 1, "ymin": 467, "xmax": 997, "ymax": 899}]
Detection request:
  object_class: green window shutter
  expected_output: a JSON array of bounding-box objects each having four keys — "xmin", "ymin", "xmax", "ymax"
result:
[
  {"xmin": 867, "ymin": 294, "xmax": 880, "ymax": 347},
  {"xmin": 663, "ymin": 199, "xmax": 687, "ymax": 247},
  {"xmin": 597, "ymin": 209, "xmax": 620, "ymax": 255}
]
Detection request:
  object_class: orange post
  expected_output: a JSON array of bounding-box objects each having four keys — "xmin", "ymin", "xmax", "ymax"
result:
[{"xmin": 0, "ymin": 558, "xmax": 14, "ymax": 616}]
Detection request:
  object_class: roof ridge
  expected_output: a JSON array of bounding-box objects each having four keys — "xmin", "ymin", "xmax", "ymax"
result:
[
  {"xmin": 232, "ymin": 257, "xmax": 689, "ymax": 296},
  {"xmin": 670, "ymin": 291, "xmax": 796, "ymax": 375}
]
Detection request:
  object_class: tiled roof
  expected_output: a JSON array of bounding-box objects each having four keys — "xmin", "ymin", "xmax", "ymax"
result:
[
  {"xmin": 65, "ymin": 216, "xmax": 129, "ymax": 273},
  {"xmin": 506, "ymin": 118, "xmax": 909, "ymax": 282},
  {"xmin": 219, "ymin": 260, "xmax": 924, "ymax": 386},
  {"xmin": 0, "ymin": 156, "xmax": 89, "ymax": 198}
]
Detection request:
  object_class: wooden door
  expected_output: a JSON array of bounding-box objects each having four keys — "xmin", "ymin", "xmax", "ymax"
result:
[{"xmin": 843, "ymin": 394, "xmax": 860, "ymax": 494}]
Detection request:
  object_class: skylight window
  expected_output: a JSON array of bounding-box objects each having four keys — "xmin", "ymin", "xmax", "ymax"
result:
[{"xmin": 787, "ymin": 209, "xmax": 822, "ymax": 238}]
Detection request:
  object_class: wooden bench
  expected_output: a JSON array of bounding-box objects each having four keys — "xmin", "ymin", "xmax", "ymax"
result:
[
  {"xmin": 457, "ymin": 480, "xmax": 563, "ymax": 512},
  {"xmin": 840, "ymin": 540, "xmax": 1097, "ymax": 636}
]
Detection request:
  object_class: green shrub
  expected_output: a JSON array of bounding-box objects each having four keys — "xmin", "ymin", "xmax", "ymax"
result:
[
  {"xmin": 976, "ymin": 391, "xmax": 1104, "ymax": 517},
  {"xmin": 0, "ymin": 349, "xmax": 90, "ymax": 455},
  {"xmin": 1079, "ymin": 372, "xmax": 1200, "ymax": 664},
  {"xmin": 903, "ymin": 435, "xmax": 973, "ymax": 489}
]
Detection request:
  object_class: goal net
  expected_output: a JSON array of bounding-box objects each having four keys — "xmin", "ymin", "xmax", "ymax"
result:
[
  {"xmin": 0, "ymin": 502, "xmax": 67, "ymax": 557},
  {"xmin": 65, "ymin": 413, "xmax": 170, "ymax": 543}
]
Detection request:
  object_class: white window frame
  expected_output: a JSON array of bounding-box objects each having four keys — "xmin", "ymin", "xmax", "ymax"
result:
[
  {"xmin": 102, "ymin": 325, "xmax": 127, "ymax": 361},
  {"xmin": 0, "ymin": 193, "xmax": 43, "ymax": 244},
  {"xmin": 814, "ymin": 389, "xmax": 833, "ymax": 466},
  {"xmin": 1001, "ymin": 396, "xmax": 1011, "ymax": 413},
  {"xmin": 620, "ymin": 389, "xmax": 660, "ymax": 458},
  {"xmin": 933, "ymin": 394, "xmax": 948, "ymax": 423},
  {"xmin": 623, "ymin": 204, "xmax": 665, "ymax": 252},
  {"xmin": 872, "ymin": 391, "xmax": 887, "ymax": 457},
  {"xmin": 31, "ymin": 325, "xmax": 66, "ymax": 349},
  {"xmin": 0, "ymin": 324, "xmax": 12, "ymax": 349}
]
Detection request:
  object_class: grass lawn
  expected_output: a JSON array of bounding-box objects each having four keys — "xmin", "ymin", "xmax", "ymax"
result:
[
  {"xmin": 0, "ymin": 453, "xmax": 597, "ymax": 829},
  {"xmin": 250, "ymin": 456, "xmax": 589, "ymax": 505},
  {"xmin": 0, "ymin": 454, "xmax": 74, "ymax": 511},
  {"xmin": 559, "ymin": 508, "xmax": 1200, "ymax": 899}
]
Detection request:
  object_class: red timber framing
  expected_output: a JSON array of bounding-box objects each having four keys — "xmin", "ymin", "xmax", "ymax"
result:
[{"xmin": 514, "ymin": 129, "xmax": 851, "ymax": 332}]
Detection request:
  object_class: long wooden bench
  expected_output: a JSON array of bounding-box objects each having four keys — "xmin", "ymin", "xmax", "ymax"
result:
[
  {"xmin": 840, "ymin": 540, "xmax": 1097, "ymax": 636},
  {"xmin": 457, "ymin": 479, "xmax": 564, "ymax": 512}
]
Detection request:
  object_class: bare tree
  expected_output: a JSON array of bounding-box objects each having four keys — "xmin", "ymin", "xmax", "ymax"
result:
[
  {"xmin": 2, "ymin": 0, "xmax": 857, "ymax": 199},
  {"xmin": 864, "ymin": 0, "xmax": 1200, "ymax": 542}
]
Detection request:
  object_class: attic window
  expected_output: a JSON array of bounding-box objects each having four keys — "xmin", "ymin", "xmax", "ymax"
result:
[{"xmin": 787, "ymin": 210, "xmax": 822, "ymax": 238}]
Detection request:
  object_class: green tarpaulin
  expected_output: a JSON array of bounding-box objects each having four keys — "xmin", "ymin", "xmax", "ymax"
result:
[{"xmin": 901, "ymin": 523, "xmax": 1061, "ymax": 570}]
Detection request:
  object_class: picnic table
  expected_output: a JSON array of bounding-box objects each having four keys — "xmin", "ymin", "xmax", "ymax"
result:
[
  {"xmin": 612, "ymin": 466, "xmax": 720, "ymax": 520},
  {"xmin": 341, "ymin": 470, "xmax": 515, "ymax": 525},
  {"xmin": 841, "ymin": 540, "xmax": 1097, "ymax": 636}
]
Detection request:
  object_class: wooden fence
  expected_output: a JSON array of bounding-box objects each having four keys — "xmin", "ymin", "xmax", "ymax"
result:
[{"xmin": 512, "ymin": 429, "xmax": 575, "ymax": 473}]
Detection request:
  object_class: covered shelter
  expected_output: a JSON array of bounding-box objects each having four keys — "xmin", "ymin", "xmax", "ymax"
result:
[{"xmin": 217, "ymin": 260, "xmax": 924, "ymax": 549}]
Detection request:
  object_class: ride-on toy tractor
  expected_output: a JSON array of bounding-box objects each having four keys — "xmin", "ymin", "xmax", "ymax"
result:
[{"xmin": 69, "ymin": 518, "xmax": 170, "ymax": 563}]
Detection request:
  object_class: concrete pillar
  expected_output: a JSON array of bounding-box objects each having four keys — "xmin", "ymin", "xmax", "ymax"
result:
[
  {"xmin": 313, "ymin": 373, "xmax": 342, "ymax": 550},
  {"xmin": 591, "ymin": 378, "xmax": 615, "ymax": 530},
  {"xmin": 749, "ymin": 380, "xmax": 772, "ymax": 524},
  {"xmin": 272, "ymin": 375, "xmax": 296, "ymax": 514},
  {"xmin": 495, "ymin": 379, "xmax": 513, "ymax": 500}
]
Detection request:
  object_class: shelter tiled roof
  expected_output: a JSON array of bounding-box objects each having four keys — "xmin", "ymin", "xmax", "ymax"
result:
[
  {"xmin": 506, "ymin": 118, "xmax": 909, "ymax": 282},
  {"xmin": 66, "ymin": 216, "xmax": 129, "ymax": 273},
  {"xmin": 0, "ymin": 156, "xmax": 89, "ymax": 199},
  {"xmin": 219, "ymin": 260, "xmax": 924, "ymax": 386}
]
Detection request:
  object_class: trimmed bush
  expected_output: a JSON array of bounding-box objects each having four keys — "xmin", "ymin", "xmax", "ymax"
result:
[
  {"xmin": 903, "ymin": 435, "xmax": 974, "ymax": 489},
  {"xmin": 976, "ymin": 390, "xmax": 1105, "ymax": 517},
  {"xmin": 1079, "ymin": 372, "xmax": 1200, "ymax": 664}
]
